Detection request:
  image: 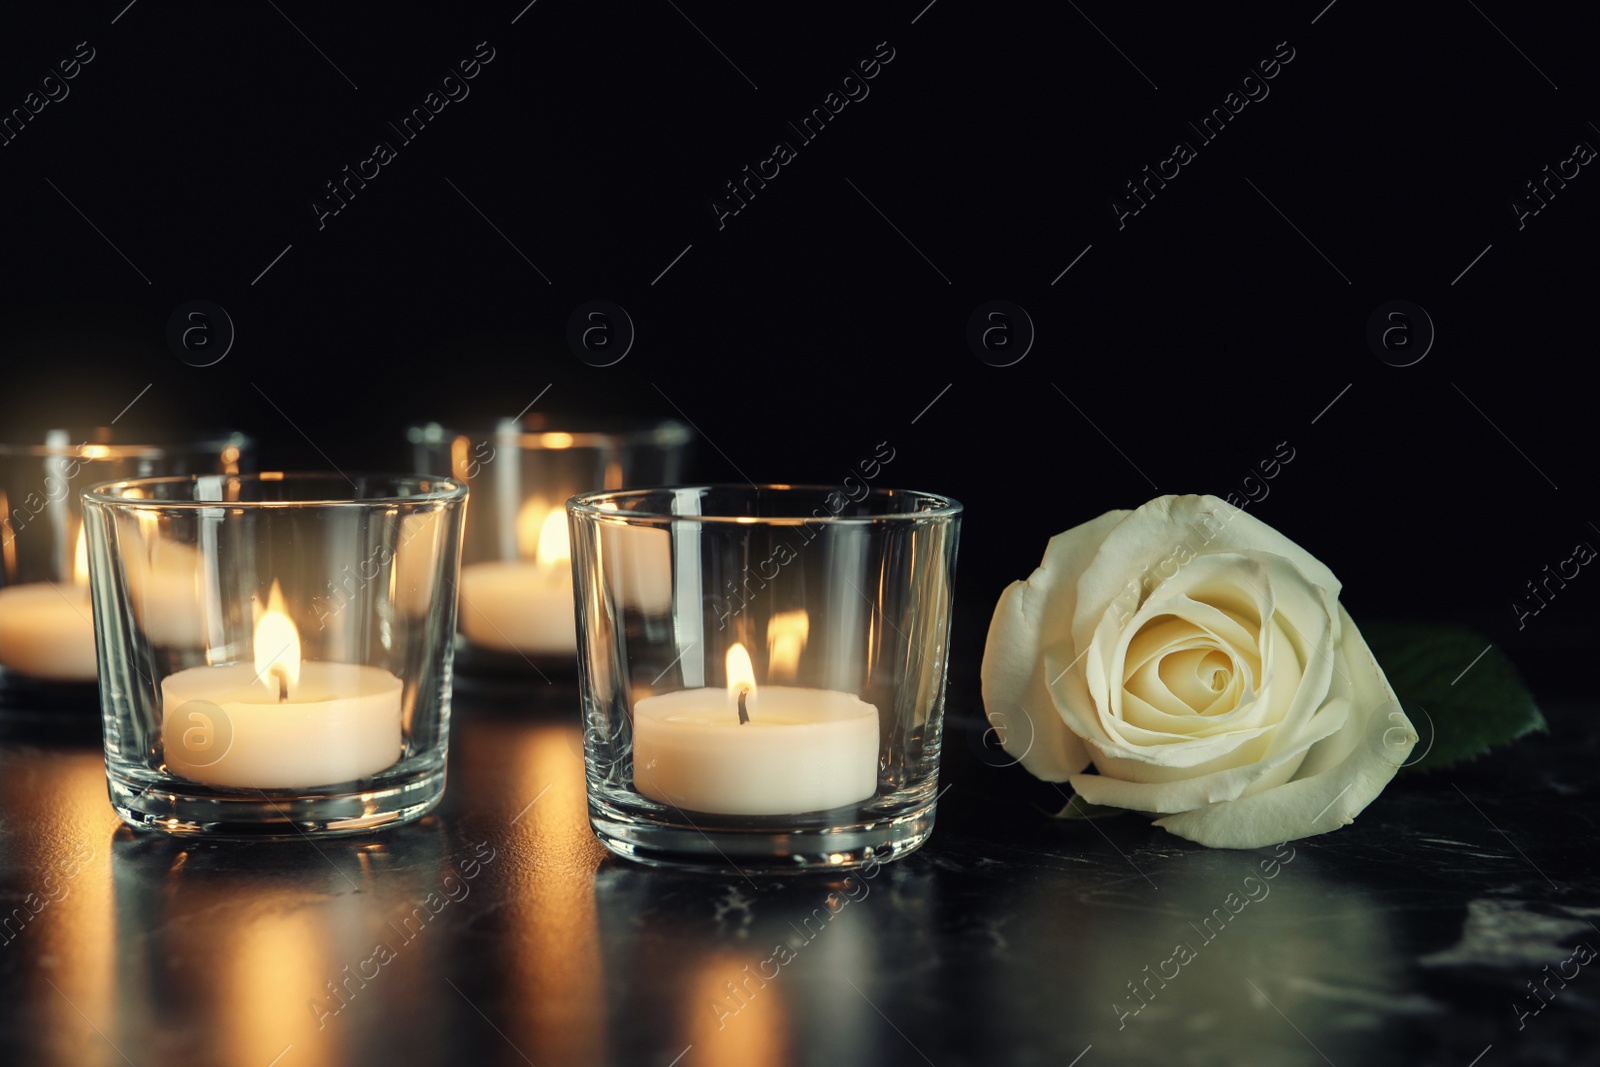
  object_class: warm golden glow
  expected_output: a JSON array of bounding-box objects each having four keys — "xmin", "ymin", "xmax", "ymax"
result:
[
  {"xmin": 134, "ymin": 508, "xmax": 159, "ymax": 543},
  {"xmin": 253, "ymin": 580, "xmax": 301, "ymax": 695},
  {"xmin": 80, "ymin": 444, "xmax": 111, "ymax": 460},
  {"xmin": 539, "ymin": 431, "xmax": 575, "ymax": 449},
  {"xmin": 456, "ymin": 719, "xmax": 608, "ymax": 1064},
  {"xmin": 6, "ymin": 751, "xmax": 119, "ymax": 1052},
  {"xmin": 535, "ymin": 509, "xmax": 571, "ymax": 568},
  {"xmin": 766, "ymin": 609, "xmax": 809, "ymax": 680},
  {"xmin": 0, "ymin": 492, "xmax": 14, "ymax": 581},
  {"xmin": 689, "ymin": 952, "xmax": 789, "ymax": 1067},
  {"xmin": 726, "ymin": 643, "xmax": 758, "ymax": 714},
  {"xmin": 226, "ymin": 903, "xmax": 337, "ymax": 1067},
  {"xmin": 73, "ymin": 524, "xmax": 90, "ymax": 586},
  {"xmin": 516, "ymin": 497, "xmax": 548, "ymax": 558}
]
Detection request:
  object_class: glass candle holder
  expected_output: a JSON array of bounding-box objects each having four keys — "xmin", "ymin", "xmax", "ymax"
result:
[
  {"xmin": 0, "ymin": 430, "xmax": 251, "ymax": 694},
  {"xmin": 409, "ymin": 416, "xmax": 692, "ymax": 675},
  {"xmin": 81, "ymin": 473, "xmax": 467, "ymax": 837},
  {"xmin": 568, "ymin": 485, "xmax": 962, "ymax": 872}
]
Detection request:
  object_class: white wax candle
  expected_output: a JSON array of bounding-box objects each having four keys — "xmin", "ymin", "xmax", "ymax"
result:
[
  {"xmin": 599, "ymin": 511, "xmax": 673, "ymax": 612},
  {"xmin": 458, "ymin": 560, "xmax": 576, "ymax": 654},
  {"xmin": 161, "ymin": 662, "xmax": 403, "ymax": 789},
  {"xmin": 127, "ymin": 540, "xmax": 207, "ymax": 647},
  {"xmin": 632, "ymin": 687, "xmax": 880, "ymax": 815},
  {"xmin": 0, "ymin": 583, "xmax": 97, "ymax": 681}
]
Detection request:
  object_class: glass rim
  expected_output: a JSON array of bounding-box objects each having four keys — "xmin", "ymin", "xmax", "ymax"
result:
[
  {"xmin": 0, "ymin": 429, "xmax": 253, "ymax": 460},
  {"xmin": 80, "ymin": 471, "xmax": 468, "ymax": 509},
  {"xmin": 407, "ymin": 417, "xmax": 692, "ymax": 452},
  {"xmin": 566, "ymin": 484, "xmax": 963, "ymax": 526}
]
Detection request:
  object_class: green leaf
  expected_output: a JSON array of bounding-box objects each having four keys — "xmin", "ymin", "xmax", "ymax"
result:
[
  {"xmin": 1041, "ymin": 793, "xmax": 1133, "ymax": 820},
  {"xmin": 1359, "ymin": 622, "xmax": 1546, "ymax": 773}
]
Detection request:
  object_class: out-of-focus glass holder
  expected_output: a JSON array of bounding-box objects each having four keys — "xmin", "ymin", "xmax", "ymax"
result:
[
  {"xmin": 409, "ymin": 417, "xmax": 692, "ymax": 678},
  {"xmin": 0, "ymin": 430, "xmax": 250, "ymax": 703}
]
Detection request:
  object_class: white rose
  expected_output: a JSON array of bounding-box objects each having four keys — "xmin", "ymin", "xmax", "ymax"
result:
[{"xmin": 980, "ymin": 494, "xmax": 1415, "ymax": 849}]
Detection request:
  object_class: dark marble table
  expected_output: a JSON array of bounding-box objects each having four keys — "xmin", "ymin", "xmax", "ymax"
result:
[{"xmin": 1, "ymin": 657, "xmax": 1595, "ymax": 1067}]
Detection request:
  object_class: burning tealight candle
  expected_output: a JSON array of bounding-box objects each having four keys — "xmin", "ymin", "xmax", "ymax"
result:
[
  {"xmin": 161, "ymin": 581, "xmax": 403, "ymax": 789},
  {"xmin": 632, "ymin": 642, "xmax": 880, "ymax": 816},
  {"xmin": 458, "ymin": 502, "xmax": 577, "ymax": 654},
  {"xmin": 0, "ymin": 528, "xmax": 98, "ymax": 681}
]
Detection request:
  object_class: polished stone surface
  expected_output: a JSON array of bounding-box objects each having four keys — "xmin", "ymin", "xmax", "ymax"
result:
[{"xmin": 0, "ymin": 666, "xmax": 1595, "ymax": 1067}]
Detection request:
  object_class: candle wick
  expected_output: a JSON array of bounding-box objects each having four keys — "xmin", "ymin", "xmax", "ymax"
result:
[
  {"xmin": 271, "ymin": 665, "xmax": 289, "ymax": 703},
  {"xmin": 737, "ymin": 687, "xmax": 750, "ymax": 725}
]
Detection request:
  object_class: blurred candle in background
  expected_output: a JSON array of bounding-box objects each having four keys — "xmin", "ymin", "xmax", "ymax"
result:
[
  {"xmin": 0, "ymin": 527, "xmax": 97, "ymax": 680},
  {"xmin": 458, "ymin": 501, "xmax": 578, "ymax": 654}
]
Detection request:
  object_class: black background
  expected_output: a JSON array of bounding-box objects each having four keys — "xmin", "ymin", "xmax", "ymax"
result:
[{"xmin": 1, "ymin": 1, "xmax": 1593, "ymax": 678}]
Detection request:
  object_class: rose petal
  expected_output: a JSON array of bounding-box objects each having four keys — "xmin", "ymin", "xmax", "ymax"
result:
[
  {"xmin": 980, "ymin": 510, "xmax": 1128, "ymax": 780},
  {"xmin": 1051, "ymin": 630, "xmax": 1272, "ymax": 764},
  {"xmin": 1068, "ymin": 702, "xmax": 1345, "ymax": 812},
  {"xmin": 1151, "ymin": 607, "xmax": 1413, "ymax": 848},
  {"xmin": 1086, "ymin": 554, "xmax": 1273, "ymax": 743},
  {"xmin": 1071, "ymin": 555, "xmax": 1278, "ymax": 762},
  {"xmin": 1121, "ymin": 600, "xmax": 1260, "ymax": 732},
  {"xmin": 1071, "ymin": 495, "xmax": 1342, "ymax": 661}
]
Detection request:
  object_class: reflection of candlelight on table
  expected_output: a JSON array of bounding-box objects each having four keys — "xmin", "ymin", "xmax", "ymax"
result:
[
  {"xmin": 222, "ymin": 893, "xmax": 339, "ymax": 1067},
  {"xmin": 461, "ymin": 717, "xmax": 609, "ymax": 1065},
  {"xmin": 459, "ymin": 500, "xmax": 577, "ymax": 654},
  {"xmin": 689, "ymin": 951, "xmax": 788, "ymax": 1067},
  {"xmin": 633, "ymin": 635, "xmax": 880, "ymax": 816},
  {"xmin": 161, "ymin": 580, "xmax": 404, "ymax": 789},
  {"xmin": 7, "ymin": 750, "xmax": 118, "ymax": 1045},
  {"xmin": 0, "ymin": 526, "xmax": 97, "ymax": 680}
]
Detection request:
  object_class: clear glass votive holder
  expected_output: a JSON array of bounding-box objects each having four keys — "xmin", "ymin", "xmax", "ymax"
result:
[
  {"xmin": 568, "ymin": 485, "xmax": 962, "ymax": 872},
  {"xmin": 409, "ymin": 416, "xmax": 692, "ymax": 676},
  {"xmin": 0, "ymin": 430, "xmax": 251, "ymax": 695},
  {"xmin": 81, "ymin": 473, "xmax": 467, "ymax": 837}
]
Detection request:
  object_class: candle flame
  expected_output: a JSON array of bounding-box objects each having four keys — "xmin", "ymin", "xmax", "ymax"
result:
[
  {"xmin": 449, "ymin": 434, "xmax": 473, "ymax": 481},
  {"xmin": 535, "ymin": 509, "xmax": 571, "ymax": 568},
  {"xmin": 132, "ymin": 503, "xmax": 161, "ymax": 547},
  {"xmin": 253, "ymin": 580, "xmax": 301, "ymax": 698},
  {"xmin": 725, "ymin": 643, "xmax": 758, "ymax": 716},
  {"xmin": 516, "ymin": 498, "xmax": 549, "ymax": 559},
  {"xmin": 73, "ymin": 524, "xmax": 90, "ymax": 586},
  {"xmin": 766, "ymin": 609, "xmax": 809, "ymax": 680}
]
